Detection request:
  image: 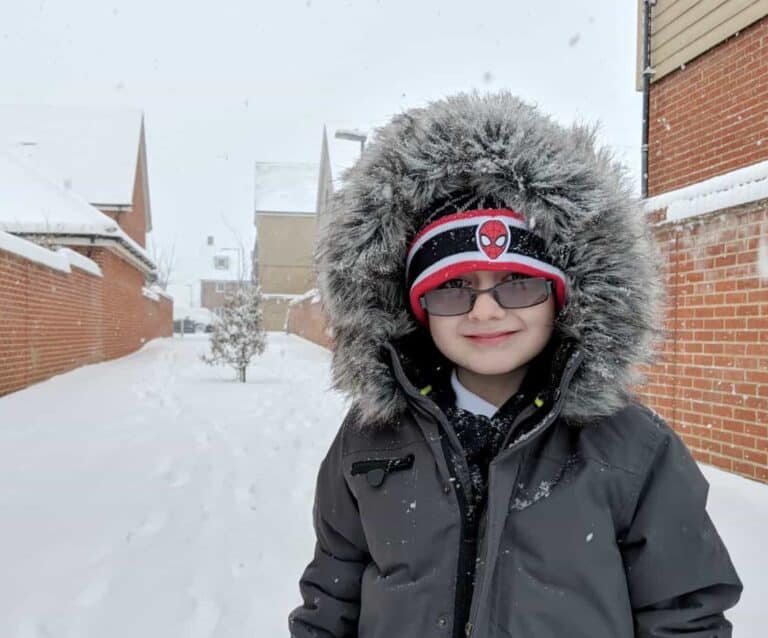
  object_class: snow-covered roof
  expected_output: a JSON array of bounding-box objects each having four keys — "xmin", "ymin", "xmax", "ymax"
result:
[
  {"xmin": 644, "ymin": 159, "xmax": 768, "ymax": 223},
  {"xmin": 0, "ymin": 151, "xmax": 154, "ymax": 269},
  {"xmin": 254, "ymin": 162, "xmax": 319, "ymax": 214},
  {"xmin": 0, "ymin": 104, "xmax": 148, "ymax": 214}
]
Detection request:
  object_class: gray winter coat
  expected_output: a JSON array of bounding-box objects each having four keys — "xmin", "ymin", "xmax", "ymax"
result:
[{"xmin": 289, "ymin": 92, "xmax": 742, "ymax": 637}]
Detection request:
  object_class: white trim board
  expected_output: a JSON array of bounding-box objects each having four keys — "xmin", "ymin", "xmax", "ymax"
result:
[{"xmin": 644, "ymin": 159, "xmax": 768, "ymax": 223}]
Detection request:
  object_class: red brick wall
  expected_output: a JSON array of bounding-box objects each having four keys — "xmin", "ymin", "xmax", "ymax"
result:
[
  {"xmin": 648, "ymin": 15, "xmax": 768, "ymax": 197},
  {"xmin": 0, "ymin": 243, "xmax": 172, "ymax": 397},
  {"xmin": 636, "ymin": 202, "xmax": 768, "ymax": 483},
  {"xmin": 286, "ymin": 296, "xmax": 332, "ymax": 349}
]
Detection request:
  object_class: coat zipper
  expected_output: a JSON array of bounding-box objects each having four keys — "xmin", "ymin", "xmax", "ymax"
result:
[
  {"xmin": 463, "ymin": 347, "xmax": 585, "ymax": 636},
  {"xmin": 386, "ymin": 342, "xmax": 584, "ymax": 638},
  {"xmin": 462, "ymin": 454, "xmax": 527, "ymax": 637},
  {"xmin": 399, "ymin": 381, "xmax": 549, "ymax": 638}
]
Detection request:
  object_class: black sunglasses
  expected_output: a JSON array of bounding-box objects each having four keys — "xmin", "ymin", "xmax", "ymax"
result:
[{"xmin": 419, "ymin": 276, "xmax": 553, "ymax": 316}]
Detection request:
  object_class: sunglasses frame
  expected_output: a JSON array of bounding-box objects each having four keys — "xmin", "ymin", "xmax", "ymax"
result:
[{"xmin": 419, "ymin": 276, "xmax": 554, "ymax": 316}]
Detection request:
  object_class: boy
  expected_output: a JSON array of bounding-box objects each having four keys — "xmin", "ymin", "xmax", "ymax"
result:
[{"xmin": 289, "ymin": 91, "xmax": 742, "ymax": 637}]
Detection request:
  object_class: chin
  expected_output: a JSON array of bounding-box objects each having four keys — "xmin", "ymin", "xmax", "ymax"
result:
[{"xmin": 458, "ymin": 352, "xmax": 527, "ymax": 377}]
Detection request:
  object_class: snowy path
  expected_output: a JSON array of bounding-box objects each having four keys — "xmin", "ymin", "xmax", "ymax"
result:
[
  {"xmin": 0, "ymin": 332, "xmax": 765, "ymax": 635},
  {"xmin": 0, "ymin": 333, "xmax": 348, "ymax": 638}
]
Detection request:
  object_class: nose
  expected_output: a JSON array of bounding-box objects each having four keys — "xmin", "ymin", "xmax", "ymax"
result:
[{"xmin": 467, "ymin": 289, "xmax": 507, "ymax": 321}]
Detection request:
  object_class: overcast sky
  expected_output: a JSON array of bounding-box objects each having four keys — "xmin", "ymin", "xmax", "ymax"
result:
[{"xmin": 0, "ymin": 0, "xmax": 643, "ymax": 288}]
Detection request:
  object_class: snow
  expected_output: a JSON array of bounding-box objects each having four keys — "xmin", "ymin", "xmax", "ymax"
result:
[
  {"xmin": 759, "ymin": 235, "xmax": 768, "ymax": 281},
  {"xmin": 0, "ymin": 151, "xmax": 154, "ymax": 267},
  {"xmin": 171, "ymin": 304, "xmax": 217, "ymax": 324},
  {"xmin": 287, "ymin": 287, "xmax": 322, "ymax": 307},
  {"xmin": 141, "ymin": 286, "xmax": 160, "ymax": 301},
  {"xmin": 0, "ymin": 333, "xmax": 764, "ymax": 635},
  {"xmin": 56, "ymin": 247, "xmax": 102, "ymax": 278},
  {"xmin": 644, "ymin": 159, "xmax": 768, "ymax": 223},
  {"xmin": 0, "ymin": 333, "xmax": 349, "ymax": 638},
  {"xmin": 254, "ymin": 162, "xmax": 319, "ymax": 214},
  {"xmin": 0, "ymin": 230, "xmax": 70, "ymax": 273},
  {"xmin": 0, "ymin": 104, "xmax": 143, "ymax": 208},
  {"xmin": 0, "ymin": 151, "xmax": 123, "ymax": 235}
]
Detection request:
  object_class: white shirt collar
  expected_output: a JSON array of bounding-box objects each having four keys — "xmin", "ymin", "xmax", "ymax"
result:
[{"xmin": 450, "ymin": 368, "xmax": 498, "ymax": 418}]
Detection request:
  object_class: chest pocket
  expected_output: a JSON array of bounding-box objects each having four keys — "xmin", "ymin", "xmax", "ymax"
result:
[{"xmin": 350, "ymin": 453, "xmax": 415, "ymax": 487}]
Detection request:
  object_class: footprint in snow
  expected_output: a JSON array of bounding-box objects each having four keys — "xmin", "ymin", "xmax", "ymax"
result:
[
  {"xmin": 75, "ymin": 575, "xmax": 110, "ymax": 607},
  {"xmin": 187, "ymin": 592, "xmax": 221, "ymax": 638}
]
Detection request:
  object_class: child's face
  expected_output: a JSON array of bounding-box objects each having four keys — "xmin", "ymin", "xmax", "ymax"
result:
[{"xmin": 426, "ymin": 269, "xmax": 556, "ymax": 377}]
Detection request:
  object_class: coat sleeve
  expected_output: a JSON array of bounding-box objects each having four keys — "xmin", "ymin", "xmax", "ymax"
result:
[
  {"xmin": 288, "ymin": 412, "xmax": 371, "ymax": 638},
  {"xmin": 618, "ymin": 410, "xmax": 743, "ymax": 637}
]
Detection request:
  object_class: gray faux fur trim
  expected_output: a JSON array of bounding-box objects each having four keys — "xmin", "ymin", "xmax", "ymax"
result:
[{"xmin": 314, "ymin": 90, "xmax": 668, "ymax": 429}]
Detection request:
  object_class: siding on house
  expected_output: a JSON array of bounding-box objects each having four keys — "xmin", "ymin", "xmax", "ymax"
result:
[
  {"xmin": 647, "ymin": 14, "xmax": 768, "ymax": 196},
  {"xmin": 636, "ymin": 0, "xmax": 768, "ymax": 87}
]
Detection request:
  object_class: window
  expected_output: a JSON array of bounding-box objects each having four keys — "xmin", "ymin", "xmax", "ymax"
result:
[
  {"xmin": 214, "ymin": 255, "xmax": 230, "ymax": 270},
  {"xmin": 215, "ymin": 282, "xmax": 225, "ymax": 293}
]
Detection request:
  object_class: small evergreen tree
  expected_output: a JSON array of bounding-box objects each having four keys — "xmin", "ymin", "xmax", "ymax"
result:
[{"xmin": 201, "ymin": 284, "xmax": 267, "ymax": 382}]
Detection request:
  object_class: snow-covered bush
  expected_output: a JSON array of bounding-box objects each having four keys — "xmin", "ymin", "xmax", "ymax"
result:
[{"xmin": 200, "ymin": 284, "xmax": 267, "ymax": 382}]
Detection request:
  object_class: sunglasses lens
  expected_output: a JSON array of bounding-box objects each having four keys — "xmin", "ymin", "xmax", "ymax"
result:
[
  {"xmin": 421, "ymin": 277, "xmax": 552, "ymax": 316},
  {"xmin": 423, "ymin": 288, "xmax": 472, "ymax": 315},
  {"xmin": 496, "ymin": 278, "xmax": 549, "ymax": 308}
]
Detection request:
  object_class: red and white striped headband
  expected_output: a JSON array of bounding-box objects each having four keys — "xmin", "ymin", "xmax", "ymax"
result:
[{"xmin": 405, "ymin": 208, "xmax": 568, "ymax": 324}]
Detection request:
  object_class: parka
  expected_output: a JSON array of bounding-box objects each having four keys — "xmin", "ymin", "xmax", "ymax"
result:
[{"xmin": 288, "ymin": 91, "xmax": 743, "ymax": 638}]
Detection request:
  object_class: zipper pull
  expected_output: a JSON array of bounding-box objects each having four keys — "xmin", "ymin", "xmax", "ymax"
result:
[{"xmin": 464, "ymin": 622, "xmax": 473, "ymax": 636}]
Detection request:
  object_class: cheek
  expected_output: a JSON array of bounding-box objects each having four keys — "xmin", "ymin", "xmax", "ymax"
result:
[{"xmin": 427, "ymin": 318, "xmax": 457, "ymax": 351}]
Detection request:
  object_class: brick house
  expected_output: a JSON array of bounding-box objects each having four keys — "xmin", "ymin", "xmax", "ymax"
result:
[
  {"xmin": 635, "ymin": 2, "xmax": 768, "ymax": 482},
  {"xmin": 0, "ymin": 105, "xmax": 172, "ymax": 397}
]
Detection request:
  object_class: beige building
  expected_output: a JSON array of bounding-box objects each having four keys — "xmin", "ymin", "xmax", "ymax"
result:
[
  {"xmin": 253, "ymin": 125, "xmax": 368, "ymax": 331},
  {"xmin": 254, "ymin": 162, "xmax": 320, "ymax": 330}
]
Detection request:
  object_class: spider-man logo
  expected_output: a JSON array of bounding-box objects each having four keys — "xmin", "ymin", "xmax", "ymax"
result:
[{"xmin": 476, "ymin": 219, "xmax": 509, "ymax": 259}]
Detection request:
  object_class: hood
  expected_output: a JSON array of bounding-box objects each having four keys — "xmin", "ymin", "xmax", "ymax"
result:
[{"xmin": 314, "ymin": 91, "xmax": 667, "ymax": 429}]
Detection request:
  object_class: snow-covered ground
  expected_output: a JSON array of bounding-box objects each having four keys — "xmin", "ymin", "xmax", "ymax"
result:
[{"xmin": 0, "ymin": 333, "xmax": 765, "ymax": 636}]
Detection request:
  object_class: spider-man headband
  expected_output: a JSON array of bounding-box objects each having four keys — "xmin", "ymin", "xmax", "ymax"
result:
[{"xmin": 405, "ymin": 208, "xmax": 568, "ymax": 324}]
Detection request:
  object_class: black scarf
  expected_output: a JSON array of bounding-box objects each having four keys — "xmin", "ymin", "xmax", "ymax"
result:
[{"xmin": 429, "ymin": 341, "xmax": 557, "ymax": 532}]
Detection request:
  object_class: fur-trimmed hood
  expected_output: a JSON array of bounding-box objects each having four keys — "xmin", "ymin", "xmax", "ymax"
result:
[{"xmin": 314, "ymin": 91, "xmax": 667, "ymax": 428}]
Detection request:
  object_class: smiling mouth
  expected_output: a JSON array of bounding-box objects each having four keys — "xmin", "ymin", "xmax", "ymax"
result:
[{"xmin": 465, "ymin": 330, "xmax": 519, "ymax": 341}]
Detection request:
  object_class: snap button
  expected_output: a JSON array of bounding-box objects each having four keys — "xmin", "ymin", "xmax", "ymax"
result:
[
  {"xmin": 366, "ymin": 468, "xmax": 386, "ymax": 487},
  {"xmin": 436, "ymin": 614, "xmax": 449, "ymax": 628},
  {"xmin": 442, "ymin": 482, "xmax": 451, "ymax": 494}
]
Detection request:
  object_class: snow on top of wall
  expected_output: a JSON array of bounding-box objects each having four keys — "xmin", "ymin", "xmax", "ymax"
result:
[
  {"xmin": 0, "ymin": 104, "xmax": 143, "ymax": 207},
  {"xmin": 0, "ymin": 230, "xmax": 70, "ymax": 272},
  {"xmin": 287, "ymin": 287, "xmax": 322, "ymax": 307},
  {"xmin": 149, "ymin": 286, "xmax": 173, "ymax": 301},
  {"xmin": 54, "ymin": 247, "xmax": 102, "ymax": 277},
  {"xmin": 0, "ymin": 151, "xmax": 153, "ymax": 266},
  {"xmin": 644, "ymin": 159, "xmax": 768, "ymax": 223},
  {"xmin": 142, "ymin": 286, "xmax": 160, "ymax": 301},
  {"xmin": 254, "ymin": 162, "xmax": 319, "ymax": 214}
]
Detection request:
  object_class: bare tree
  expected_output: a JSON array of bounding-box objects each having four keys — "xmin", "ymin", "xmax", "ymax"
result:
[{"xmin": 148, "ymin": 237, "xmax": 176, "ymax": 290}]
